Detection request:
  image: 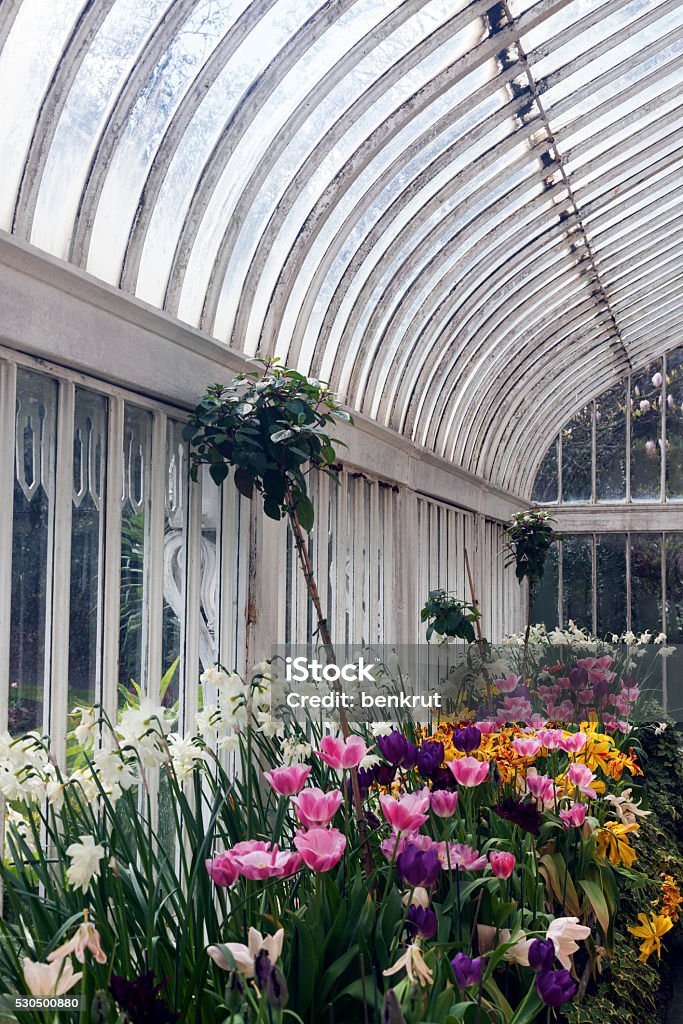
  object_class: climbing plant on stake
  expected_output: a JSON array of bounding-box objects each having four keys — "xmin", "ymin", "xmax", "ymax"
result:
[{"xmin": 183, "ymin": 360, "xmax": 374, "ymax": 874}]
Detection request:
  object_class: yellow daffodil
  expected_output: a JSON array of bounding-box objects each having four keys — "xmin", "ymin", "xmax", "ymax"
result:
[
  {"xmin": 627, "ymin": 913, "xmax": 673, "ymax": 962},
  {"xmin": 596, "ymin": 820, "xmax": 639, "ymax": 868}
]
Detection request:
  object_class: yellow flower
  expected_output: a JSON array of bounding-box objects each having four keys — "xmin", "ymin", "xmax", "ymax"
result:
[
  {"xmin": 659, "ymin": 874, "xmax": 683, "ymax": 922},
  {"xmin": 627, "ymin": 913, "xmax": 673, "ymax": 962},
  {"xmin": 596, "ymin": 820, "xmax": 639, "ymax": 868}
]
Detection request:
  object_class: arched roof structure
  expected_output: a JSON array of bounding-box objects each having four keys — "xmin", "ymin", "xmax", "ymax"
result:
[{"xmin": 1, "ymin": 0, "xmax": 682, "ymax": 497}]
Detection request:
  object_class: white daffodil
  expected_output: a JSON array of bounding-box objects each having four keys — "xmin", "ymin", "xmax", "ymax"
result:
[
  {"xmin": 93, "ymin": 748, "xmax": 137, "ymax": 791},
  {"xmin": 207, "ymin": 927, "xmax": 284, "ymax": 978},
  {"xmin": 370, "ymin": 722, "xmax": 394, "ymax": 737},
  {"xmin": 168, "ymin": 733, "xmax": 208, "ymax": 781},
  {"xmin": 66, "ymin": 835, "xmax": 105, "ymax": 894},
  {"xmin": 383, "ymin": 944, "xmax": 433, "ymax": 987},
  {"xmin": 73, "ymin": 707, "xmax": 97, "ymax": 748},
  {"xmin": 200, "ymin": 665, "xmax": 230, "ymax": 688}
]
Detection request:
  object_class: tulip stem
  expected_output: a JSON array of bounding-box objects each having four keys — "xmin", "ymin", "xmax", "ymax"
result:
[{"xmin": 285, "ymin": 491, "xmax": 374, "ymax": 881}]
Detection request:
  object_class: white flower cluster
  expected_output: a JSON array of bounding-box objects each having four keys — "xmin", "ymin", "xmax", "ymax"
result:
[{"xmin": 196, "ymin": 663, "xmax": 281, "ymax": 744}]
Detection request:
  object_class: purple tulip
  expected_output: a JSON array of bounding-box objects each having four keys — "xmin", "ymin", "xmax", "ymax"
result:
[
  {"xmin": 396, "ymin": 845, "xmax": 441, "ymax": 887},
  {"xmin": 417, "ymin": 741, "xmax": 444, "ymax": 779},
  {"xmin": 430, "ymin": 766, "xmax": 458, "ymax": 792},
  {"xmin": 406, "ymin": 905, "xmax": 438, "ymax": 940},
  {"xmin": 377, "ymin": 732, "xmax": 418, "ymax": 768},
  {"xmin": 567, "ymin": 667, "xmax": 588, "ymax": 690},
  {"xmin": 375, "ymin": 763, "xmax": 397, "ymax": 787},
  {"xmin": 536, "ymin": 969, "xmax": 577, "ymax": 1007},
  {"xmin": 346, "ymin": 766, "xmax": 376, "ymax": 800},
  {"xmin": 493, "ymin": 798, "xmax": 542, "ymax": 836},
  {"xmin": 452, "ymin": 725, "xmax": 481, "ymax": 754},
  {"xmin": 528, "ymin": 938, "xmax": 555, "ymax": 973},
  {"xmin": 451, "ymin": 953, "xmax": 483, "ymax": 989}
]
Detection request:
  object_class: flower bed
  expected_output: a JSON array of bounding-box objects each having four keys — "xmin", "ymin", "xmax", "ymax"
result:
[{"xmin": 1, "ymin": 639, "xmax": 681, "ymax": 1023}]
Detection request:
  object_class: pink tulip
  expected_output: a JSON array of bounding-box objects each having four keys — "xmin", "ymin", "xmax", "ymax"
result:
[
  {"xmin": 567, "ymin": 763, "xmax": 597, "ymax": 799},
  {"xmin": 316, "ymin": 735, "xmax": 367, "ymax": 770},
  {"xmin": 380, "ymin": 832, "xmax": 434, "ymax": 861},
  {"xmin": 448, "ymin": 757, "xmax": 489, "ymax": 788},
  {"xmin": 526, "ymin": 771, "xmax": 556, "ymax": 805},
  {"xmin": 206, "ymin": 851, "xmax": 239, "ymax": 887},
  {"xmin": 431, "ymin": 790, "xmax": 458, "ymax": 818},
  {"xmin": 263, "ymin": 764, "xmax": 311, "ymax": 796},
  {"xmin": 438, "ymin": 842, "xmax": 487, "ymax": 872},
  {"xmin": 272, "ymin": 850, "xmax": 303, "ymax": 877},
  {"xmin": 560, "ymin": 803, "xmax": 587, "ymax": 828},
  {"xmin": 380, "ymin": 789, "xmax": 431, "ymax": 833},
  {"xmin": 559, "ymin": 733, "xmax": 587, "ymax": 754},
  {"xmin": 512, "ymin": 736, "xmax": 542, "ymax": 759},
  {"xmin": 494, "ymin": 673, "xmax": 519, "ymax": 693},
  {"xmin": 291, "ymin": 788, "xmax": 343, "ymax": 829},
  {"xmin": 538, "ymin": 728, "xmax": 564, "ymax": 750},
  {"xmin": 237, "ymin": 846, "xmax": 288, "ymax": 881},
  {"xmin": 477, "ymin": 719, "xmax": 502, "ymax": 735},
  {"xmin": 489, "ymin": 851, "xmax": 516, "ymax": 879},
  {"xmin": 294, "ymin": 827, "xmax": 346, "ymax": 872}
]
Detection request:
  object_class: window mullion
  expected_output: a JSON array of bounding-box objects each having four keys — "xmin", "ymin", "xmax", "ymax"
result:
[{"xmin": 101, "ymin": 395, "xmax": 124, "ymax": 722}]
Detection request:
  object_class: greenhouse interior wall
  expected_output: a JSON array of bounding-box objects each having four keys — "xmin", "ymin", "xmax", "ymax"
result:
[{"xmin": 3, "ymin": 0, "xmax": 683, "ymax": 1021}]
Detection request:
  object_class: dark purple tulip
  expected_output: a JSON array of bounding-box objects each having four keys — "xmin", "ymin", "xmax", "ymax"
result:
[
  {"xmin": 536, "ymin": 969, "xmax": 577, "ymax": 1007},
  {"xmin": 347, "ymin": 766, "xmax": 376, "ymax": 800},
  {"xmin": 378, "ymin": 731, "xmax": 415, "ymax": 767},
  {"xmin": 592, "ymin": 678, "xmax": 610, "ymax": 701},
  {"xmin": 375, "ymin": 763, "xmax": 397, "ymax": 787},
  {"xmin": 396, "ymin": 845, "xmax": 441, "ymax": 887},
  {"xmin": 430, "ymin": 766, "xmax": 458, "ymax": 792},
  {"xmin": 402, "ymin": 741, "xmax": 418, "ymax": 770},
  {"xmin": 266, "ymin": 965, "xmax": 289, "ymax": 1010},
  {"xmin": 364, "ymin": 810, "xmax": 381, "ymax": 831},
  {"xmin": 406, "ymin": 905, "xmax": 438, "ymax": 940},
  {"xmin": 528, "ymin": 938, "xmax": 555, "ymax": 973},
  {"xmin": 493, "ymin": 798, "xmax": 542, "ymax": 836},
  {"xmin": 451, "ymin": 953, "xmax": 483, "ymax": 989},
  {"xmin": 417, "ymin": 741, "xmax": 444, "ymax": 779},
  {"xmin": 568, "ymin": 667, "xmax": 588, "ymax": 690},
  {"xmin": 452, "ymin": 725, "xmax": 481, "ymax": 754}
]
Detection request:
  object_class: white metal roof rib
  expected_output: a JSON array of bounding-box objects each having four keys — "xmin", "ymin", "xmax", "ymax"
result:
[{"xmin": 1, "ymin": 0, "xmax": 682, "ymax": 497}]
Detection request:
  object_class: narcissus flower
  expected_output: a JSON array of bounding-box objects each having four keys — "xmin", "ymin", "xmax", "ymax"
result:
[
  {"xmin": 293, "ymin": 827, "xmax": 346, "ymax": 872},
  {"xmin": 628, "ymin": 912, "xmax": 673, "ymax": 962},
  {"xmin": 316, "ymin": 735, "xmax": 366, "ymax": 770},
  {"xmin": 263, "ymin": 764, "xmax": 310, "ymax": 796},
  {"xmin": 65, "ymin": 835, "xmax": 105, "ymax": 893},
  {"xmin": 448, "ymin": 756, "xmax": 489, "ymax": 788}
]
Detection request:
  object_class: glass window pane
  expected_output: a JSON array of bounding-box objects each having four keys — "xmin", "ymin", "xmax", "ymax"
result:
[
  {"xmin": 199, "ymin": 463, "xmax": 219, "ymax": 675},
  {"xmin": 531, "ymin": 543, "xmax": 558, "ymax": 629},
  {"xmin": 9, "ymin": 369, "xmax": 57, "ymax": 734},
  {"xmin": 532, "ymin": 439, "xmax": 558, "ymax": 503},
  {"xmin": 596, "ymin": 533, "xmax": 626, "ymax": 637},
  {"xmin": 630, "ymin": 361, "xmax": 663, "ymax": 501},
  {"xmin": 69, "ymin": 389, "xmax": 107, "ymax": 711},
  {"xmin": 120, "ymin": 405, "xmax": 152, "ymax": 694},
  {"xmin": 596, "ymin": 381, "xmax": 626, "ymax": 502},
  {"xmin": 561, "ymin": 534, "xmax": 593, "ymax": 631},
  {"xmin": 162, "ymin": 420, "xmax": 188, "ymax": 708},
  {"xmin": 561, "ymin": 405, "xmax": 592, "ymax": 502},
  {"xmin": 665, "ymin": 533, "xmax": 683, "ymax": 643},
  {"xmin": 665, "ymin": 348, "xmax": 683, "ymax": 500},
  {"xmin": 631, "ymin": 533, "xmax": 662, "ymax": 636}
]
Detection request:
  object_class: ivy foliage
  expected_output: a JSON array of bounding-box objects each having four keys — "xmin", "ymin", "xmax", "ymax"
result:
[
  {"xmin": 182, "ymin": 360, "xmax": 351, "ymax": 532},
  {"xmin": 504, "ymin": 508, "xmax": 560, "ymax": 586},
  {"xmin": 420, "ymin": 589, "xmax": 481, "ymax": 644}
]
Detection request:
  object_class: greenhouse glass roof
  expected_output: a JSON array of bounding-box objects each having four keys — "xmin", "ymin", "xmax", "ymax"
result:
[{"xmin": 1, "ymin": 0, "xmax": 682, "ymax": 495}]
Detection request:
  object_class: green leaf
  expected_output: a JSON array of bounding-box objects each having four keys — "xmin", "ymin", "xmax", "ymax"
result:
[
  {"xmin": 295, "ymin": 493, "xmax": 315, "ymax": 533},
  {"xmin": 233, "ymin": 467, "xmax": 254, "ymax": 498},
  {"xmin": 579, "ymin": 879, "xmax": 611, "ymax": 936},
  {"xmin": 209, "ymin": 463, "xmax": 229, "ymax": 487}
]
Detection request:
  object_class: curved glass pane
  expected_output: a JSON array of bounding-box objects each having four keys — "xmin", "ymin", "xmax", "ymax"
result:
[{"xmin": 561, "ymin": 403, "xmax": 592, "ymax": 503}]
